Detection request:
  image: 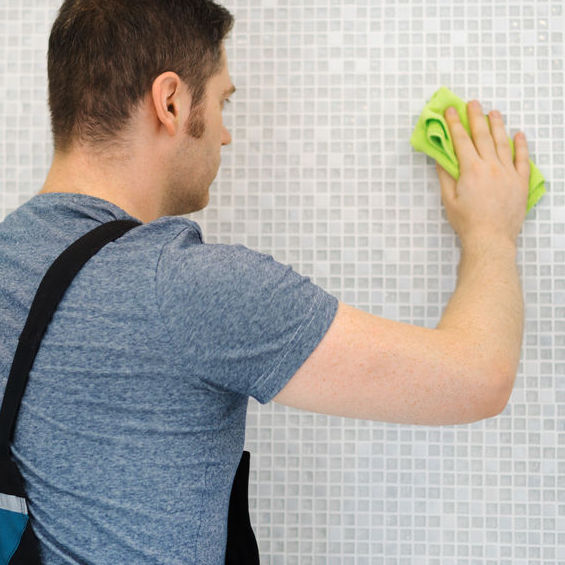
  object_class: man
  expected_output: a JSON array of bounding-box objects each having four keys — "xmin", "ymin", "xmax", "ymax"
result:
[{"xmin": 0, "ymin": 0, "xmax": 531, "ymax": 563}]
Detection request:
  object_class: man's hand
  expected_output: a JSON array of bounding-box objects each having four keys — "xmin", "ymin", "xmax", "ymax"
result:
[{"xmin": 436, "ymin": 101, "xmax": 530, "ymax": 250}]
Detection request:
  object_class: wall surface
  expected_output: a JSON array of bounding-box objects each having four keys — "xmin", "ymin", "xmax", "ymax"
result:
[{"xmin": 1, "ymin": 1, "xmax": 564, "ymax": 563}]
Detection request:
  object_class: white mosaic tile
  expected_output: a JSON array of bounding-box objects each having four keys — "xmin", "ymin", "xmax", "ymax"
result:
[{"xmin": 1, "ymin": 0, "xmax": 563, "ymax": 563}]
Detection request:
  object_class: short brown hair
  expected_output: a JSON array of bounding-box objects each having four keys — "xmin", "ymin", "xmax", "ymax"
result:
[{"xmin": 48, "ymin": 0, "xmax": 234, "ymax": 152}]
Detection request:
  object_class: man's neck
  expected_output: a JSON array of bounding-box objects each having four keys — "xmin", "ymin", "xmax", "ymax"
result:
[{"xmin": 40, "ymin": 149, "xmax": 159, "ymax": 223}]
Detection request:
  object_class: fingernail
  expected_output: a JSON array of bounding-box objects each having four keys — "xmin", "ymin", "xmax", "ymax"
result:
[{"xmin": 446, "ymin": 107, "xmax": 456, "ymax": 117}]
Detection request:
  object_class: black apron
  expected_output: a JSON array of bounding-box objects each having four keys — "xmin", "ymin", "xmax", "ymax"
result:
[{"xmin": 0, "ymin": 220, "xmax": 259, "ymax": 564}]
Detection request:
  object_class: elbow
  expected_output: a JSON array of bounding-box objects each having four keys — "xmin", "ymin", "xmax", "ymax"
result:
[
  {"xmin": 477, "ymin": 362, "xmax": 517, "ymax": 420},
  {"xmin": 481, "ymin": 388, "xmax": 511, "ymax": 420},
  {"xmin": 436, "ymin": 331, "xmax": 519, "ymax": 424}
]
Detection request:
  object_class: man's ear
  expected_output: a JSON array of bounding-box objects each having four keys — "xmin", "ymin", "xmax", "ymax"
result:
[{"xmin": 151, "ymin": 71, "xmax": 191, "ymax": 137}]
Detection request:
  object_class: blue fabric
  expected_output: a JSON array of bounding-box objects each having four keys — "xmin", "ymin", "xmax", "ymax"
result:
[
  {"xmin": 0, "ymin": 193, "xmax": 339, "ymax": 564},
  {"xmin": 0, "ymin": 508, "xmax": 28, "ymax": 562}
]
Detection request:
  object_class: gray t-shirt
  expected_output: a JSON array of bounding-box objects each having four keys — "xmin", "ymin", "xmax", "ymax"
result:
[{"xmin": 0, "ymin": 193, "xmax": 338, "ymax": 564}]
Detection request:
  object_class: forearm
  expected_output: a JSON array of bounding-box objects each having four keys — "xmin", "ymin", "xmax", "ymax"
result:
[{"xmin": 437, "ymin": 237, "xmax": 524, "ymax": 392}]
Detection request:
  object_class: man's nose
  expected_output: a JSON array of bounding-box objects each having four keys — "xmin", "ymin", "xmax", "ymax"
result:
[{"xmin": 221, "ymin": 126, "xmax": 232, "ymax": 146}]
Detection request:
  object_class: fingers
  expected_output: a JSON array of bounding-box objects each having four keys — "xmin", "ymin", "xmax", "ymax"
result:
[
  {"xmin": 487, "ymin": 109, "xmax": 513, "ymax": 166},
  {"xmin": 513, "ymin": 132, "xmax": 531, "ymax": 180},
  {"xmin": 445, "ymin": 101, "xmax": 526, "ymax": 173},
  {"xmin": 444, "ymin": 100, "xmax": 496, "ymax": 163},
  {"xmin": 465, "ymin": 100, "xmax": 497, "ymax": 160},
  {"xmin": 444, "ymin": 106, "xmax": 477, "ymax": 170}
]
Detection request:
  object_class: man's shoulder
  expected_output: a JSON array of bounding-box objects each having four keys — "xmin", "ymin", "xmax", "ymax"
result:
[
  {"xmin": 150, "ymin": 216, "xmax": 269, "ymax": 264},
  {"xmin": 145, "ymin": 215, "xmax": 204, "ymax": 242},
  {"xmin": 121, "ymin": 215, "xmax": 205, "ymax": 258}
]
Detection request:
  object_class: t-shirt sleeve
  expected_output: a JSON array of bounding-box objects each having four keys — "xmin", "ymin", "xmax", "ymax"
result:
[{"xmin": 155, "ymin": 227, "xmax": 339, "ymax": 404}]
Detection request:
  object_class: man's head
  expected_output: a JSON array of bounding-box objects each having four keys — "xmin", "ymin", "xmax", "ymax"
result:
[
  {"xmin": 48, "ymin": 0, "xmax": 234, "ymax": 152},
  {"xmin": 44, "ymin": 0, "xmax": 235, "ymax": 218}
]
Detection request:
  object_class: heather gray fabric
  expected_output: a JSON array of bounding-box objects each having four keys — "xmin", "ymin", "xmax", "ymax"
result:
[{"xmin": 0, "ymin": 193, "xmax": 339, "ymax": 564}]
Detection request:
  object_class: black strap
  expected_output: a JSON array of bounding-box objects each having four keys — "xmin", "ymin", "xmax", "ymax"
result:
[{"xmin": 0, "ymin": 219, "xmax": 141, "ymax": 458}]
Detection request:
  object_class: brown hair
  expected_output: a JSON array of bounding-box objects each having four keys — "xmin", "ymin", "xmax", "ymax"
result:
[{"xmin": 47, "ymin": 0, "xmax": 234, "ymax": 153}]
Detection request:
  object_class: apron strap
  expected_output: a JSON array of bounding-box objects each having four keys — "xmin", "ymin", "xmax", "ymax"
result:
[{"xmin": 0, "ymin": 220, "xmax": 141, "ymax": 458}]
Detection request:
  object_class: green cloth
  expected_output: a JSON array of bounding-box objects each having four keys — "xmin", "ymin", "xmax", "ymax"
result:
[{"xmin": 410, "ymin": 86, "xmax": 546, "ymax": 213}]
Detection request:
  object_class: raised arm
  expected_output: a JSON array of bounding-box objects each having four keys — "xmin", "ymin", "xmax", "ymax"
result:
[{"xmin": 273, "ymin": 100, "xmax": 530, "ymax": 425}]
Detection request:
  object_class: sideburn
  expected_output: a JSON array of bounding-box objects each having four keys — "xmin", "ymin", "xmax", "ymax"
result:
[{"xmin": 185, "ymin": 103, "xmax": 206, "ymax": 138}]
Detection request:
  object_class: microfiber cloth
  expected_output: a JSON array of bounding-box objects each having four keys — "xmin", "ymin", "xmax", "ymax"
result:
[{"xmin": 410, "ymin": 86, "xmax": 546, "ymax": 213}]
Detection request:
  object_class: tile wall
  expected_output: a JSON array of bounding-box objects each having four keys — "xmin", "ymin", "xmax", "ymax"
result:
[{"xmin": 1, "ymin": 1, "xmax": 563, "ymax": 563}]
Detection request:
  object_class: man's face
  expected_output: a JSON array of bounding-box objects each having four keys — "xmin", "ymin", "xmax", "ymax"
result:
[{"xmin": 164, "ymin": 46, "xmax": 235, "ymax": 216}]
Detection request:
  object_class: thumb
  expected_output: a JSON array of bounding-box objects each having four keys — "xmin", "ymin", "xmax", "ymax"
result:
[{"xmin": 436, "ymin": 161, "xmax": 456, "ymax": 205}]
